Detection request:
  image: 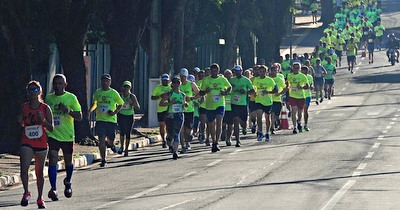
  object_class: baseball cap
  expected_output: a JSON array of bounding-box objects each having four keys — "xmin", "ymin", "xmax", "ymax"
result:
[
  {"xmin": 188, "ymin": 74, "xmax": 195, "ymax": 82},
  {"xmin": 123, "ymin": 81, "xmax": 131, "ymax": 87},
  {"xmin": 180, "ymin": 68, "xmax": 189, "ymax": 77},
  {"xmin": 171, "ymin": 77, "xmax": 181, "ymax": 83},
  {"xmin": 101, "ymin": 73, "xmax": 111, "ymax": 80},
  {"xmin": 193, "ymin": 67, "xmax": 200, "ymax": 73},
  {"xmin": 233, "ymin": 65, "xmax": 242, "ymax": 71},
  {"xmin": 161, "ymin": 74, "xmax": 170, "ymax": 81}
]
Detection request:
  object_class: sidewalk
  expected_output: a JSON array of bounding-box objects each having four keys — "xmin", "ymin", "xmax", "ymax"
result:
[{"xmin": 0, "ymin": 128, "xmax": 162, "ymax": 189}]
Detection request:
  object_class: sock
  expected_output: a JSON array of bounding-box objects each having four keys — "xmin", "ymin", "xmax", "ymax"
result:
[
  {"xmin": 49, "ymin": 165, "xmax": 58, "ymax": 190},
  {"xmin": 66, "ymin": 165, "xmax": 74, "ymax": 183}
]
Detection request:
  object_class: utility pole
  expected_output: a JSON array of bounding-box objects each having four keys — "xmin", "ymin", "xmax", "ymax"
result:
[{"xmin": 150, "ymin": 0, "xmax": 161, "ymax": 78}]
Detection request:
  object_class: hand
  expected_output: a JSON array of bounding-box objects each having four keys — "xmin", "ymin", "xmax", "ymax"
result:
[
  {"xmin": 205, "ymin": 88, "xmax": 211, "ymax": 93},
  {"xmin": 17, "ymin": 115, "xmax": 24, "ymax": 127},
  {"xmin": 38, "ymin": 111, "xmax": 45, "ymax": 123},
  {"xmin": 262, "ymin": 90, "xmax": 268, "ymax": 95},
  {"xmin": 170, "ymin": 99, "xmax": 176, "ymax": 104},
  {"xmin": 58, "ymin": 103, "xmax": 69, "ymax": 114},
  {"xmin": 108, "ymin": 110, "xmax": 116, "ymax": 116}
]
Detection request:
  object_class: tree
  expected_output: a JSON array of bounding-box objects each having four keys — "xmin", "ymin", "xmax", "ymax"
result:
[{"xmin": 320, "ymin": 0, "xmax": 334, "ymax": 26}]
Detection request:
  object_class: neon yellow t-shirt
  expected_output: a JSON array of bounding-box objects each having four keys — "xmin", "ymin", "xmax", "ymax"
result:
[
  {"xmin": 249, "ymin": 77, "xmax": 257, "ymax": 102},
  {"xmin": 374, "ymin": 25, "xmax": 385, "ymax": 37},
  {"xmin": 335, "ymin": 37, "xmax": 345, "ymax": 51},
  {"xmin": 93, "ymin": 88, "xmax": 124, "ymax": 123},
  {"xmin": 253, "ymin": 76, "xmax": 276, "ymax": 106},
  {"xmin": 346, "ymin": 43, "xmax": 357, "ymax": 56},
  {"xmin": 201, "ymin": 76, "xmax": 231, "ymax": 111},
  {"xmin": 324, "ymin": 63, "xmax": 335, "ymax": 79},
  {"xmin": 119, "ymin": 93, "xmax": 135, "ymax": 116},
  {"xmin": 287, "ymin": 73, "xmax": 308, "ymax": 99},
  {"xmin": 225, "ymin": 94, "xmax": 232, "ymax": 111},
  {"xmin": 305, "ymin": 75, "xmax": 313, "ymax": 98},
  {"xmin": 46, "ymin": 92, "xmax": 81, "ymax": 142},
  {"xmin": 271, "ymin": 76, "xmax": 286, "ymax": 102},
  {"xmin": 180, "ymin": 81, "xmax": 194, "ymax": 112},
  {"xmin": 196, "ymin": 80, "xmax": 207, "ymax": 109},
  {"xmin": 229, "ymin": 76, "xmax": 253, "ymax": 106},
  {"xmin": 152, "ymin": 84, "xmax": 172, "ymax": 113},
  {"xmin": 167, "ymin": 91, "xmax": 185, "ymax": 114}
]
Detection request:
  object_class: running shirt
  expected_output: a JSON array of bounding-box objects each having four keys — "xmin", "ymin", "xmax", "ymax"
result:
[
  {"xmin": 119, "ymin": 93, "xmax": 135, "ymax": 116},
  {"xmin": 152, "ymin": 84, "xmax": 172, "ymax": 113},
  {"xmin": 196, "ymin": 80, "xmax": 207, "ymax": 109},
  {"xmin": 249, "ymin": 77, "xmax": 257, "ymax": 102},
  {"xmin": 324, "ymin": 63, "xmax": 336, "ymax": 80},
  {"xmin": 20, "ymin": 103, "xmax": 48, "ymax": 149},
  {"xmin": 335, "ymin": 37, "xmax": 346, "ymax": 51},
  {"xmin": 167, "ymin": 91, "xmax": 185, "ymax": 114},
  {"xmin": 225, "ymin": 94, "xmax": 232, "ymax": 111},
  {"xmin": 287, "ymin": 73, "xmax": 308, "ymax": 99},
  {"xmin": 229, "ymin": 76, "xmax": 253, "ymax": 106},
  {"xmin": 310, "ymin": 2, "xmax": 318, "ymax": 12},
  {"xmin": 346, "ymin": 43, "xmax": 357, "ymax": 56},
  {"xmin": 314, "ymin": 65, "xmax": 326, "ymax": 78},
  {"xmin": 305, "ymin": 75, "xmax": 313, "ymax": 98},
  {"xmin": 281, "ymin": 60, "xmax": 291, "ymax": 71},
  {"xmin": 252, "ymin": 76, "xmax": 276, "ymax": 106},
  {"xmin": 180, "ymin": 81, "xmax": 194, "ymax": 112},
  {"xmin": 200, "ymin": 76, "xmax": 231, "ymax": 111},
  {"xmin": 374, "ymin": 25, "xmax": 385, "ymax": 37},
  {"xmin": 271, "ymin": 76, "xmax": 286, "ymax": 102},
  {"xmin": 93, "ymin": 88, "xmax": 124, "ymax": 123},
  {"xmin": 46, "ymin": 92, "xmax": 81, "ymax": 142}
]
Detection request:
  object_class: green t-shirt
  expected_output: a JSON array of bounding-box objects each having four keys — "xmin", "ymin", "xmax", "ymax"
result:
[
  {"xmin": 93, "ymin": 88, "xmax": 124, "ymax": 123},
  {"xmin": 271, "ymin": 76, "xmax": 286, "ymax": 102},
  {"xmin": 310, "ymin": 3, "xmax": 318, "ymax": 11},
  {"xmin": 167, "ymin": 91, "xmax": 185, "ymax": 114},
  {"xmin": 46, "ymin": 92, "xmax": 81, "ymax": 142},
  {"xmin": 335, "ymin": 37, "xmax": 346, "ymax": 51},
  {"xmin": 180, "ymin": 81, "xmax": 194, "ymax": 113},
  {"xmin": 346, "ymin": 43, "xmax": 357, "ymax": 56},
  {"xmin": 152, "ymin": 84, "xmax": 172, "ymax": 113},
  {"xmin": 252, "ymin": 76, "xmax": 276, "ymax": 106},
  {"xmin": 324, "ymin": 63, "xmax": 336, "ymax": 79},
  {"xmin": 119, "ymin": 93, "xmax": 135, "ymax": 116},
  {"xmin": 229, "ymin": 76, "xmax": 253, "ymax": 106},
  {"xmin": 281, "ymin": 60, "xmax": 291, "ymax": 71},
  {"xmin": 201, "ymin": 76, "xmax": 231, "ymax": 111},
  {"xmin": 287, "ymin": 73, "xmax": 308, "ymax": 99},
  {"xmin": 305, "ymin": 75, "xmax": 313, "ymax": 98},
  {"xmin": 196, "ymin": 80, "xmax": 207, "ymax": 109},
  {"xmin": 374, "ymin": 25, "xmax": 385, "ymax": 37}
]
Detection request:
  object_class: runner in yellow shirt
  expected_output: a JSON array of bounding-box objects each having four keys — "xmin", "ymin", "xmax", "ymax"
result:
[{"xmin": 268, "ymin": 65, "xmax": 287, "ymax": 134}]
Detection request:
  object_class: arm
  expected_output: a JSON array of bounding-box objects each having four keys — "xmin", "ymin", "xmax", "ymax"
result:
[
  {"xmin": 40, "ymin": 105, "xmax": 54, "ymax": 132},
  {"xmin": 58, "ymin": 103, "xmax": 82, "ymax": 121},
  {"xmin": 131, "ymin": 94, "xmax": 141, "ymax": 110},
  {"xmin": 87, "ymin": 102, "xmax": 97, "ymax": 119}
]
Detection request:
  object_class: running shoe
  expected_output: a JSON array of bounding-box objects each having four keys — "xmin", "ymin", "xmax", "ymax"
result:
[
  {"xmin": 320, "ymin": 98, "xmax": 323, "ymax": 103},
  {"xmin": 265, "ymin": 134, "xmax": 270, "ymax": 142},
  {"xmin": 110, "ymin": 145, "xmax": 117, "ymax": 153},
  {"xmin": 251, "ymin": 124, "xmax": 257, "ymax": 134},
  {"xmin": 172, "ymin": 152, "xmax": 178, "ymax": 160},
  {"xmin": 64, "ymin": 178, "xmax": 72, "ymax": 198},
  {"xmin": 211, "ymin": 143, "xmax": 220, "ymax": 153},
  {"xmin": 235, "ymin": 140, "xmax": 241, "ymax": 147},
  {"xmin": 20, "ymin": 192, "xmax": 31, "ymax": 206},
  {"xmin": 297, "ymin": 124, "xmax": 303, "ymax": 133},
  {"xmin": 37, "ymin": 199, "xmax": 46, "ymax": 209},
  {"xmin": 293, "ymin": 128, "xmax": 298, "ymax": 134},
  {"xmin": 180, "ymin": 147, "xmax": 187, "ymax": 154},
  {"xmin": 328, "ymin": 96, "xmax": 331, "ymax": 100},
  {"xmin": 117, "ymin": 148, "xmax": 123, "ymax": 154},
  {"xmin": 205, "ymin": 139, "xmax": 211, "ymax": 146},
  {"xmin": 257, "ymin": 132, "xmax": 264, "ymax": 142},
  {"xmin": 304, "ymin": 125, "xmax": 310, "ymax": 131},
  {"xmin": 162, "ymin": 141, "xmax": 167, "ymax": 148},
  {"xmin": 242, "ymin": 128, "xmax": 247, "ymax": 135},
  {"xmin": 100, "ymin": 159, "xmax": 107, "ymax": 167},
  {"xmin": 271, "ymin": 129, "xmax": 276, "ymax": 134},
  {"xmin": 226, "ymin": 139, "xmax": 232, "ymax": 146},
  {"xmin": 315, "ymin": 100, "xmax": 319, "ymax": 105},
  {"xmin": 124, "ymin": 151, "xmax": 128, "ymax": 157},
  {"xmin": 48, "ymin": 189, "xmax": 59, "ymax": 201},
  {"xmin": 185, "ymin": 142, "xmax": 191, "ymax": 150}
]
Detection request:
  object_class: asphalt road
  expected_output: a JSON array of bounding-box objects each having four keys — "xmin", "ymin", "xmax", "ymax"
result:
[{"xmin": 1, "ymin": 1, "xmax": 400, "ymax": 209}]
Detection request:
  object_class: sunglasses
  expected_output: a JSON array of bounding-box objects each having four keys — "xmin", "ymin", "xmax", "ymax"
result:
[{"xmin": 26, "ymin": 87, "xmax": 40, "ymax": 93}]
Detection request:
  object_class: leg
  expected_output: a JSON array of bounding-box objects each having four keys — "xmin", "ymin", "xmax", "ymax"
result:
[
  {"xmin": 20, "ymin": 146, "xmax": 34, "ymax": 195},
  {"xmin": 215, "ymin": 114, "xmax": 223, "ymax": 143},
  {"xmin": 233, "ymin": 116, "xmax": 240, "ymax": 142},
  {"xmin": 34, "ymin": 150, "xmax": 48, "ymax": 200},
  {"xmin": 98, "ymin": 135, "xmax": 107, "ymax": 162}
]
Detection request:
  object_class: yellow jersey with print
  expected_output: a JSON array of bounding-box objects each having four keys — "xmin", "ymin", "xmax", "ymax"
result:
[
  {"xmin": 93, "ymin": 88, "xmax": 124, "ymax": 123},
  {"xmin": 287, "ymin": 73, "xmax": 308, "ymax": 99},
  {"xmin": 152, "ymin": 84, "xmax": 172, "ymax": 113},
  {"xmin": 200, "ymin": 76, "xmax": 231, "ymax": 111}
]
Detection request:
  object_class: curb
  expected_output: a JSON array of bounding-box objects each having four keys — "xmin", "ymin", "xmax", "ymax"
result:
[{"xmin": 0, "ymin": 134, "xmax": 161, "ymax": 189}]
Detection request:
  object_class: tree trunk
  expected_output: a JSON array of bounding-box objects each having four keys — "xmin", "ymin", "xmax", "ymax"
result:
[{"xmin": 320, "ymin": 0, "xmax": 334, "ymax": 26}]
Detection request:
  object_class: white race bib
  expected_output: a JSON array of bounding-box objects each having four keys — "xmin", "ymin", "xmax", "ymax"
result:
[
  {"xmin": 364, "ymin": 31, "xmax": 368, "ymax": 35},
  {"xmin": 212, "ymin": 94, "xmax": 221, "ymax": 102},
  {"xmin": 121, "ymin": 102, "xmax": 130, "ymax": 110},
  {"xmin": 172, "ymin": 104, "xmax": 182, "ymax": 113},
  {"xmin": 25, "ymin": 125, "xmax": 43, "ymax": 139},
  {"xmin": 225, "ymin": 98, "xmax": 231, "ymax": 106},
  {"xmin": 368, "ymin": 39, "xmax": 374, "ymax": 43},
  {"xmin": 99, "ymin": 105, "xmax": 109, "ymax": 113},
  {"xmin": 54, "ymin": 116, "xmax": 61, "ymax": 127},
  {"xmin": 232, "ymin": 95, "xmax": 241, "ymax": 103}
]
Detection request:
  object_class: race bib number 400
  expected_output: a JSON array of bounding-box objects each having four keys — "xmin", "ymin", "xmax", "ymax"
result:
[{"xmin": 25, "ymin": 125, "xmax": 43, "ymax": 139}]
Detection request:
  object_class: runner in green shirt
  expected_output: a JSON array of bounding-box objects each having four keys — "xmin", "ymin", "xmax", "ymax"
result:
[
  {"xmin": 269, "ymin": 65, "xmax": 287, "ymax": 134},
  {"xmin": 88, "ymin": 74, "xmax": 124, "ymax": 167},
  {"xmin": 45, "ymin": 74, "xmax": 82, "ymax": 201},
  {"xmin": 346, "ymin": 38, "xmax": 357, "ymax": 73},
  {"xmin": 374, "ymin": 21, "xmax": 385, "ymax": 50},
  {"xmin": 310, "ymin": 1, "xmax": 319, "ymax": 24},
  {"xmin": 222, "ymin": 69, "xmax": 234, "ymax": 147},
  {"xmin": 301, "ymin": 67, "xmax": 313, "ymax": 132},
  {"xmin": 323, "ymin": 56, "xmax": 336, "ymax": 100}
]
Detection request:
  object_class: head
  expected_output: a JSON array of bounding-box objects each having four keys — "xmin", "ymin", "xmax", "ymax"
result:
[
  {"xmin": 210, "ymin": 63, "xmax": 220, "ymax": 77},
  {"xmin": 52, "ymin": 74, "xmax": 67, "ymax": 95},
  {"xmin": 301, "ymin": 66, "xmax": 309, "ymax": 75},
  {"xmin": 326, "ymin": 56, "xmax": 332, "ymax": 63},
  {"xmin": 244, "ymin": 69, "xmax": 251, "ymax": 78},
  {"xmin": 224, "ymin": 69, "xmax": 233, "ymax": 80},
  {"xmin": 122, "ymin": 81, "xmax": 132, "ymax": 93},
  {"xmin": 232, "ymin": 65, "xmax": 243, "ymax": 77},
  {"xmin": 26, "ymin": 80, "xmax": 43, "ymax": 102},
  {"xmin": 161, "ymin": 73, "xmax": 170, "ymax": 85},
  {"xmin": 205, "ymin": 67, "xmax": 211, "ymax": 76},
  {"xmin": 252, "ymin": 65, "xmax": 260, "ymax": 77},
  {"xmin": 285, "ymin": 54, "xmax": 290, "ymax": 60},
  {"xmin": 316, "ymin": 58, "xmax": 321, "ymax": 65},
  {"xmin": 171, "ymin": 77, "xmax": 181, "ymax": 90},
  {"xmin": 188, "ymin": 74, "xmax": 195, "ymax": 82},
  {"xmin": 180, "ymin": 68, "xmax": 189, "ymax": 82},
  {"xmin": 258, "ymin": 65, "xmax": 267, "ymax": 77},
  {"xmin": 269, "ymin": 65, "xmax": 278, "ymax": 77},
  {"xmin": 293, "ymin": 53, "xmax": 298, "ymax": 59},
  {"xmin": 101, "ymin": 74, "xmax": 111, "ymax": 90},
  {"xmin": 292, "ymin": 62, "xmax": 301, "ymax": 74},
  {"xmin": 198, "ymin": 70, "xmax": 205, "ymax": 80}
]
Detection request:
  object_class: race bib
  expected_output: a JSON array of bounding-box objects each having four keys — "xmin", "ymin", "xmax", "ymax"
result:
[
  {"xmin": 99, "ymin": 105, "xmax": 109, "ymax": 113},
  {"xmin": 368, "ymin": 39, "xmax": 374, "ymax": 43},
  {"xmin": 225, "ymin": 98, "xmax": 231, "ymax": 107},
  {"xmin": 121, "ymin": 102, "xmax": 130, "ymax": 110},
  {"xmin": 232, "ymin": 95, "xmax": 241, "ymax": 103},
  {"xmin": 172, "ymin": 104, "xmax": 182, "ymax": 113},
  {"xmin": 54, "ymin": 116, "xmax": 61, "ymax": 127},
  {"xmin": 25, "ymin": 125, "xmax": 43, "ymax": 139},
  {"xmin": 291, "ymin": 87, "xmax": 299, "ymax": 92},
  {"xmin": 212, "ymin": 94, "xmax": 221, "ymax": 102},
  {"xmin": 364, "ymin": 31, "xmax": 368, "ymax": 35}
]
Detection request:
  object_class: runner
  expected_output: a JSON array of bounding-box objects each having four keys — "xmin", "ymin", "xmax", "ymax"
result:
[
  {"xmin": 334, "ymin": 33, "xmax": 346, "ymax": 67},
  {"xmin": 374, "ymin": 21, "xmax": 385, "ymax": 51},
  {"xmin": 222, "ymin": 69, "xmax": 234, "ymax": 146},
  {"xmin": 151, "ymin": 74, "xmax": 172, "ymax": 149},
  {"xmin": 268, "ymin": 65, "xmax": 287, "ymax": 134},
  {"xmin": 45, "ymin": 74, "xmax": 82, "ymax": 201},
  {"xmin": 230, "ymin": 65, "xmax": 255, "ymax": 145},
  {"xmin": 18, "ymin": 81, "xmax": 54, "ymax": 208},
  {"xmin": 118, "ymin": 81, "xmax": 140, "ymax": 156},
  {"xmin": 323, "ymin": 56, "xmax": 336, "ymax": 100},
  {"xmin": 196, "ymin": 70, "xmax": 209, "ymax": 145},
  {"xmin": 252, "ymin": 65, "xmax": 277, "ymax": 141},
  {"xmin": 367, "ymin": 28, "xmax": 376, "ymax": 64},
  {"xmin": 346, "ymin": 37, "xmax": 357, "ymax": 73},
  {"xmin": 301, "ymin": 67, "xmax": 313, "ymax": 131},
  {"xmin": 199, "ymin": 63, "xmax": 232, "ymax": 152},
  {"xmin": 287, "ymin": 62, "xmax": 309, "ymax": 134},
  {"xmin": 310, "ymin": 0, "xmax": 319, "ymax": 24},
  {"xmin": 248, "ymin": 65, "xmax": 260, "ymax": 134},
  {"xmin": 87, "ymin": 74, "xmax": 124, "ymax": 167},
  {"xmin": 179, "ymin": 68, "xmax": 200, "ymax": 154},
  {"xmin": 159, "ymin": 77, "xmax": 186, "ymax": 160},
  {"xmin": 314, "ymin": 58, "xmax": 327, "ymax": 105}
]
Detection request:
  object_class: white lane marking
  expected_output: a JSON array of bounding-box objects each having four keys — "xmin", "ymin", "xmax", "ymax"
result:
[
  {"xmin": 357, "ymin": 163, "xmax": 367, "ymax": 170},
  {"xmin": 95, "ymin": 184, "xmax": 168, "ymax": 209},
  {"xmin": 365, "ymin": 152, "xmax": 374, "ymax": 159},
  {"xmin": 345, "ymin": 82, "xmax": 349, "ymax": 86},
  {"xmin": 181, "ymin": 171, "xmax": 197, "ymax": 178},
  {"xmin": 320, "ymin": 180, "xmax": 357, "ymax": 210},
  {"xmin": 367, "ymin": 112, "xmax": 379, "ymax": 116},
  {"xmin": 331, "ymin": 113, "xmax": 344, "ymax": 117},
  {"xmin": 207, "ymin": 159, "xmax": 222, "ymax": 167},
  {"xmin": 372, "ymin": 143, "xmax": 381, "ymax": 149},
  {"xmin": 389, "ymin": 122, "xmax": 395, "ymax": 125},
  {"xmin": 382, "ymin": 130, "xmax": 388, "ymax": 134},
  {"xmin": 341, "ymin": 87, "xmax": 346, "ymax": 91},
  {"xmin": 316, "ymin": 111, "xmax": 321, "ymax": 115},
  {"xmin": 386, "ymin": 126, "xmax": 392, "ymax": 129},
  {"xmin": 395, "ymin": 114, "xmax": 399, "ymax": 117},
  {"xmin": 377, "ymin": 135, "xmax": 384, "ymax": 140},
  {"xmin": 158, "ymin": 199, "xmax": 197, "ymax": 210},
  {"xmin": 352, "ymin": 171, "xmax": 361, "ymax": 177},
  {"xmin": 229, "ymin": 149, "xmax": 242, "ymax": 155},
  {"xmin": 392, "ymin": 118, "xmax": 398, "ymax": 121},
  {"xmin": 270, "ymin": 162, "xmax": 275, "ymax": 166}
]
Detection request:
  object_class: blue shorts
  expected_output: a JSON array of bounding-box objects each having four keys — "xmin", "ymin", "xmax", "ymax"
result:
[
  {"xmin": 325, "ymin": 79, "xmax": 334, "ymax": 85},
  {"xmin": 271, "ymin": 102, "xmax": 282, "ymax": 116},
  {"xmin": 207, "ymin": 106, "xmax": 225, "ymax": 122},
  {"xmin": 305, "ymin": 97, "xmax": 311, "ymax": 106},
  {"xmin": 96, "ymin": 121, "xmax": 118, "ymax": 140},
  {"xmin": 314, "ymin": 77, "xmax": 325, "ymax": 86}
]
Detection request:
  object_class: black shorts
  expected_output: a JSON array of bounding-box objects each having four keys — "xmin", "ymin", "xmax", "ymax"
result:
[
  {"xmin": 117, "ymin": 113, "xmax": 134, "ymax": 136},
  {"xmin": 347, "ymin": 55, "xmax": 356, "ymax": 62},
  {"xmin": 96, "ymin": 121, "xmax": 117, "ymax": 140},
  {"xmin": 325, "ymin": 79, "xmax": 334, "ymax": 85},
  {"xmin": 248, "ymin": 101, "xmax": 257, "ymax": 112},
  {"xmin": 184, "ymin": 112, "xmax": 194, "ymax": 129},
  {"xmin": 271, "ymin": 102, "xmax": 282, "ymax": 116},
  {"xmin": 48, "ymin": 137, "xmax": 74, "ymax": 154},
  {"xmin": 335, "ymin": 50, "xmax": 342, "ymax": 57},
  {"xmin": 157, "ymin": 111, "xmax": 167, "ymax": 122},
  {"xmin": 231, "ymin": 104, "xmax": 248, "ymax": 122},
  {"xmin": 255, "ymin": 103, "xmax": 272, "ymax": 114},
  {"xmin": 199, "ymin": 107, "xmax": 207, "ymax": 115},
  {"xmin": 223, "ymin": 110, "xmax": 234, "ymax": 125},
  {"xmin": 368, "ymin": 44, "xmax": 375, "ymax": 52}
]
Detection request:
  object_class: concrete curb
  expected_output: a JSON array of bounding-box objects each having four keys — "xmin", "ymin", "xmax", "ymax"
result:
[{"xmin": 0, "ymin": 135, "xmax": 161, "ymax": 189}]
